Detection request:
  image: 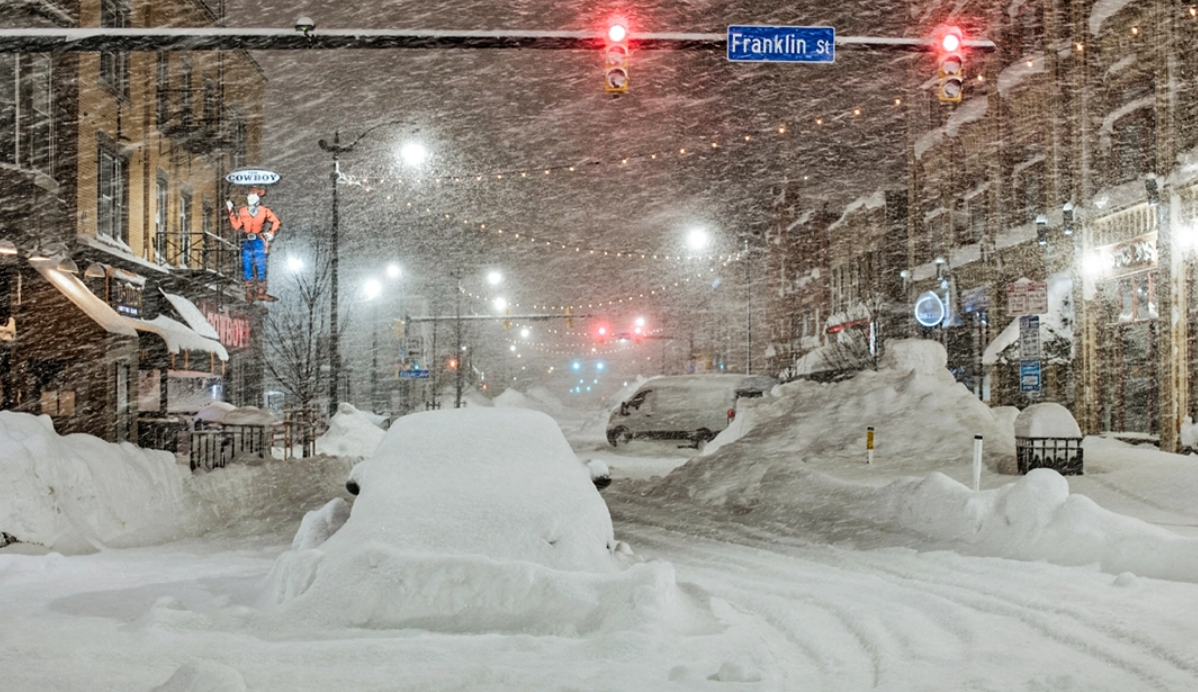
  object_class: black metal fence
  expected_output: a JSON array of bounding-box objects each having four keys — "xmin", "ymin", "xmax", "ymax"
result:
[
  {"xmin": 189, "ymin": 424, "xmax": 269, "ymax": 471},
  {"xmin": 1015, "ymin": 436, "xmax": 1084, "ymax": 476}
]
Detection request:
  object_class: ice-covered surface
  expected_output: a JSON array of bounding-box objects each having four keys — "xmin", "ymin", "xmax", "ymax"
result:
[
  {"xmin": 314, "ymin": 402, "xmax": 386, "ymax": 458},
  {"xmin": 1014, "ymin": 402, "xmax": 1082, "ymax": 438}
]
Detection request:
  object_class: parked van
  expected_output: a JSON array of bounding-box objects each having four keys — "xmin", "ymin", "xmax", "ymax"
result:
[{"xmin": 606, "ymin": 374, "xmax": 775, "ymax": 448}]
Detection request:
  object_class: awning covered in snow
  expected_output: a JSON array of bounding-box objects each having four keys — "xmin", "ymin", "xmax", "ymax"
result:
[
  {"xmin": 32, "ymin": 260, "xmax": 138, "ymax": 337},
  {"xmin": 160, "ymin": 291, "xmax": 220, "ymax": 341},
  {"xmin": 123, "ymin": 315, "xmax": 229, "ymax": 361}
]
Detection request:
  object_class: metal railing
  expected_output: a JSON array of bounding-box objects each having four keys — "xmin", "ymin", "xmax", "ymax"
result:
[
  {"xmin": 1015, "ymin": 436, "xmax": 1084, "ymax": 476},
  {"xmin": 277, "ymin": 405, "xmax": 320, "ymax": 459},
  {"xmin": 188, "ymin": 423, "xmax": 269, "ymax": 471},
  {"xmin": 155, "ymin": 230, "xmax": 238, "ymax": 277}
]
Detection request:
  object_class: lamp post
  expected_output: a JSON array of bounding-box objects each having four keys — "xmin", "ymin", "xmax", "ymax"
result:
[{"xmin": 318, "ymin": 121, "xmax": 421, "ymax": 418}]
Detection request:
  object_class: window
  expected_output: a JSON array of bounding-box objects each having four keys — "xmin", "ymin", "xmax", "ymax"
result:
[
  {"xmin": 179, "ymin": 188, "xmax": 192, "ymax": 266},
  {"xmin": 97, "ymin": 138, "xmax": 128, "ymax": 243},
  {"xmin": 1016, "ymin": 163, "xmax": 1044, "ymax": 224},
  {"xmin": 203, "ymin": 77, "xmax": 219, "ymax": 131},
  {"xmin": 179, "ymin": 60, "xmax": 193, "ymax": 128},
  {"xmin": 202, "ymin": 199, "xmax": 215, "ymax": 270},
  {"xmin": 156, "ymin": 53, "xmax": 170, "ymax": 126},
  {"xmin": 1114, "ymin": 113, "xmax": 1154, "ymax": 184},
  {"xmin": 155, "ymin": 173, "xmax": 168, "ymax": 260},
  {"xmin": 99, "ymin": 0, "xmax": 130, "ymax": 97},
  {"xmin": 0, "ymin": 56, "xmax": 17, "ymax": 163},
  {"xmin": 1017, "ymin": 5, "xmax": 1043, "ymax": 55},
  {"xmin": 228, "ymin": 109, "xmax": 247, "ymax": 167},
  {"xmin": 0, "ymin": 54, "xmax": 55, "ymax": 174},
  {"xmin": 967, "ymin": 195, "xmax": 987, "ymax": 243}
]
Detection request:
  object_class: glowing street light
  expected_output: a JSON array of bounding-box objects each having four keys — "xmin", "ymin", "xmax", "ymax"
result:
[
  {"xmin": 287, "ymin": 255, "xmax": 304, "ymax": 272},
  {"xmin": 399, "ymin": 141, "xmax": 428, "ymax": 167},
  {"xmin": 363, "ymin": 278, "xmax": 382, "ymax": 300},
  {"xmin": 686, "ymin": 228, "xmax": 710, "ymax": 251},
  {"xmin": 487, "ymin": 270, "xmax": 503, "ymax": 286},
  {"xmin": 386, "ymin": 263, "xmax": 402, "ymax": 279}
]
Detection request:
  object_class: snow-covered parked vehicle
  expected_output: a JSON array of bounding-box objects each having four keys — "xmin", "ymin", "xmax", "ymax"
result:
[
  {"xmin": 606, "ymin": 374, "xmax": 775, "ymax": 448},
  {"xmin": 263, "ymin": 407, "xmax": 680, "ymax": 634}
]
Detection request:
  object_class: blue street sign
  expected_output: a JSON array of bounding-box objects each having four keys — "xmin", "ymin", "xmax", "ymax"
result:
[
  {"xmin": 1019, "ymin": 360, "xmax": 1041, "ymax": 393},
  {"xmin": 398, "ymin": 369, "xmax": 431, "ymax": 380},
  {"xmin": 727, "ymin": 25, "xmax": 835, "ymax": 63}
]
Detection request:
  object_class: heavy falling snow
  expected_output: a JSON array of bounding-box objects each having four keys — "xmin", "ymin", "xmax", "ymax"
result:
[{"xmin": 3, "ymin": 341, "xmax": 1198, "ymax": 691}]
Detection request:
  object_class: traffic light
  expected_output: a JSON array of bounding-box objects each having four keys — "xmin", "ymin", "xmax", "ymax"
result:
[
  {"xmin": 503, "ymin": 309, "xmax": 511, "ymax": 329},
  {"xmin": 604, "ymin": 20, "xmax": 629, "ymax": 93},
  {"xmin": 935, "ymin": 26, "xmax": 965, "ymax": 104},
  {"xmin": 447, "ymin": 358, "xmax": 459, "ymax": 370},
  {"xmin": 565, "ymin": 307, "xmax": 574, "ymax": 330},
  {"xmin": 596, "ymin": 325, "xmax": 609, "ymax": 344}
]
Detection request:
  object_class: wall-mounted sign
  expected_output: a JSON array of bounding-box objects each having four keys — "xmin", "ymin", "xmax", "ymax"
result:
[
  {"xmin": 914, "ymin": 290, "xmax": 946, "ymax": 327},
  {"xmin": 1019, "ymin": 315, "xmax": 1041, "ymax": 359},
  {"xmin": 225, "ymin": 168, "xmax": 281, "ymax": 186},
  {"xmin": 1104, "ymin": 233, "xmax": 1157, "ymax": 276},
  {"xmin": 1020, "ymin": 359, "xmax": 1042, "ymax": 393},
  {"xmin": 1007, "ymin": 280, "xmax": 1047, "ymax": 316},
  {"xmin": 200, "ymin": 306, "xmax": 252, "ymax": 350},
  {"xmin": 111, "ymin": 280, "xmax": 143, "ymax": 317}
]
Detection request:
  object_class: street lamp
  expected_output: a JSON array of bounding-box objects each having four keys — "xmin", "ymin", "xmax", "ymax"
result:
[
  {"xmin": 318, "ymin": 121, "xmax": 422, "ymax": 418},
  {"xmin": 453, "ymin": 269, "xmax": 502, "ymax": 408}
]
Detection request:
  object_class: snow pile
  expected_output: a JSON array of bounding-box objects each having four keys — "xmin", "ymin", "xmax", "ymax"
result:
[
  {"xmin": 194, "ymin": 403, "xmax": 275, "ymax": 426},
  {"xmin": 890, "ymin": 469, "xmax": 1198, "ymax": 581},
  {"xmin": 264, "ymin": 407, "xmax": 686, "ymax": 634},
  {"xmin": 0, "ymin": 412, "xmax": 189, "ymax": 552},
  {"xmin": 151, "ymin": 660, "xmax": 246, "ymax": 692},
  {"xmin": 697, "ymin": 339, "xmax": 1014, "ymax": 472},
  {"xmin": 1014, "ymin": 403, "xmax": 1082, "ymax": 438},
  {"xmin": 314, "ymin": 403, "xmax": 385, "ymax": 458},
  {"xmin": 290, "ymin": 498, "xmax": 351, "ymax": 551},
  {"xmin": 195, "ymin": 401, "xmax": 237, "ymax": 423}
]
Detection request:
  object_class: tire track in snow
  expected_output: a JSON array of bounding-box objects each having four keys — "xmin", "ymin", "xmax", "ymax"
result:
[{"xmin": 611, "ymin": 496, "xmax": 1198, "ymax": 691}]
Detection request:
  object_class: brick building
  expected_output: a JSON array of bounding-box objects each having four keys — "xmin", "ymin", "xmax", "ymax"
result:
[{"xmin": 1, "ymin": 0, "xmax": 267, "ymax": 444}]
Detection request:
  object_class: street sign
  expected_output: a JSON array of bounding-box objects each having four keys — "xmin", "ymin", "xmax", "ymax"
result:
[
  {"xmin": 727, "ymin": 25, "xmax": 835, "ymax": 63},
  {"xmin": 398, "ymin": 369, "xmax": 430, "ymax": 380},
  {"xmin": 1019, "ymin": 315, "xmax": 1041, "ymax": 360},
  {"xmin": 1020, "ymin": 360, "xmax": 1042, "ymax": 393}
]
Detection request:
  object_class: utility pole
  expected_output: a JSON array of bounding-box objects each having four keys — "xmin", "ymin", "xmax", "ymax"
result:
[
  {"xmin": 744, "ymin": 236, "xmax": 752, "ymax": 375},
  {"xmin": 320, "ymin": 132, "xmax": 343, "ymax": 418}
]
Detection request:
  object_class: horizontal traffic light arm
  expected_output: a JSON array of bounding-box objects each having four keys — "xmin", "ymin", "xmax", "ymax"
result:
[
  {"xmin": 405, "ymin": 313, "xmax": 596, "ymax": 324},
  {"xmin": 0, "ymin": 27, "xmax": 996, "ymax": 52}
]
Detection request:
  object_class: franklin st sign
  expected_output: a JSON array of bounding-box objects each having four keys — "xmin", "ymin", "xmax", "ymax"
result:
[{"xmin": 726, "ymin": 25, "xmax": 835, "ymax": 63}]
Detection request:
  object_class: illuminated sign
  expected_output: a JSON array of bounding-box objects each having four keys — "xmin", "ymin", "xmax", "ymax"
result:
[
  {"xmin": 200, "ymin": 305, "xmax": 252, "ymax": 350},
  {"xmin": 225, "ymin": 168, "xmax": 281, "ymax": 186},
  {"xmin": 111, "ymin": 280, "xmax": 142, "ymax": 317},
  {"xmin": 914, "ymin": 290, "xmax": 947, "ymax": 327}
]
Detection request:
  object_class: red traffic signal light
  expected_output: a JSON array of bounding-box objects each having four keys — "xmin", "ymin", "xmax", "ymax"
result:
[
  {"xmin": 935, "ymin": 26, "xmax": 965, "ymax": 104},
  {"xmin": 604, "ymin": 19, "xmax": 629, "ymax": 93}
]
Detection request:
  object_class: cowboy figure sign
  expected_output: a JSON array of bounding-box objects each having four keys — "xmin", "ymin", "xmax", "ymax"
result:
[{"xmin": 227, "ymin": 186, "xmax": 281, "ymax": 302}]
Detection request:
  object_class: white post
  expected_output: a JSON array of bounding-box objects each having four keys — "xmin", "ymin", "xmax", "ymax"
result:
[
  {"xmin": 972, "ymin": 435, "xmax": 983, "ymax": 492},
  {"xmin": 866, "ymin": 426, "xmax": 875, "ymax": 465}
]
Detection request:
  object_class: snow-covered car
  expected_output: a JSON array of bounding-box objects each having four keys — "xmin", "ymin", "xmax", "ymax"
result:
[
  {"xmin": 606, "ymin": 374, "xmax": 774, "ymax": 448},
  {"xmin": 264, "ymin": 407, "xmax": 677, "ymax": 634}
]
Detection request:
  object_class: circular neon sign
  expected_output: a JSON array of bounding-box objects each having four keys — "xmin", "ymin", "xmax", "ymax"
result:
[{"xmin": 914, "ymin": 290, "xmax": 947, "ymax": 327}]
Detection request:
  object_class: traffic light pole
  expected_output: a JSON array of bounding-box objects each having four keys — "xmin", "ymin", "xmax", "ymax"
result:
[{"xmin": 0, "ymin": 28, "xmax": 996, "ymax": 54}]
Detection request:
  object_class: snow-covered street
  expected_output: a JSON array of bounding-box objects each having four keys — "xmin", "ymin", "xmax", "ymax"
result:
[{"xmin": 5, "ymin": 343, "xmax": 1198, "ymax": 691}]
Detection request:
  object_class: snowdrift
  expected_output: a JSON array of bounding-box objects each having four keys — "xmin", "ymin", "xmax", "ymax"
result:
[
  {"xmin": 263, "ymin": 408, "xmax": 694, "ymax": 635},
  {"xmin": 699, "ymin": 338, "xmax": 1015, "ymax": 473},
  {"xmin": 653, "ymin": 340, "xmax": 1198, "ymax": 582},
  {"xmin": 314, "ymin": 402, "xmax": 386, "ymax": 458},
  {"xmin": 0, "ymin": 411, "xmax": 357, "ymax": 553},
  {"xmin": 0, "ymin": 412, "xmax": 189, "ymax": 552}
]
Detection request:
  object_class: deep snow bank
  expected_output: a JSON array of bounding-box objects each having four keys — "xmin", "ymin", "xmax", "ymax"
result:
[
  {"xmin": 652, "ymin": 340, "xmax": 1198, "ymax": 581},
  {"xmin": 263, "ymin": 408, "xmax": 692, "ymax": 634},
  {"xmin": 0, "ymin": 411, "xmax": 358, "ymax": 552},
  {"xmin": 701, "ymin": 339, "xmax": 1015, "ymax": 473},
  {"xmin": 0, "ymin": 412, "xmax": 189, "ymax": 552}
]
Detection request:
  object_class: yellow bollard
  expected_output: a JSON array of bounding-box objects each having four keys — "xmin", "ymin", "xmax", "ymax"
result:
[{"xmin": 866, "ymin": 426, "xmax": 875, "ymax": 465}]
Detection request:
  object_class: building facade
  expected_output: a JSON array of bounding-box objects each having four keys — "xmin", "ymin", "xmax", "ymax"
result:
[{"xmin": 1, "ymin": 0, "xmax": 267, "ymax": 444}]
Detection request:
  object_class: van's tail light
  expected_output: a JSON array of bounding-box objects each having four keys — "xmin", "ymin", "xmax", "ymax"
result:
[{"xmin": 727, "ymin": 408, "xmax": 736, "ymax": 421}]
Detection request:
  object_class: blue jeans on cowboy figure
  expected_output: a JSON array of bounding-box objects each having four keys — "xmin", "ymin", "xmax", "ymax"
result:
[{"xmin": 242, "ymin": 236, "xmax": 272, "ymax": 300}]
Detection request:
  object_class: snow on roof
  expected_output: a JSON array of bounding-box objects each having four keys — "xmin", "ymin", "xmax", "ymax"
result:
[
  {"xmin": 1089, "ymin": 0, "xmax": 1137, "ymax": 35},
  {"xmin": 123, "ymin": 315, "xmax": 229, "ymax": 361},
  {"xmin": 161, "ymin": 291, "xmax": 220, "ymax": 340},
  {"xmin": 829, "ymin": 190, "xmax": 888, "ymax": 229},
  {"xmin": 997, "ymin": 55, "xmax": 1046, "ymax": 96},
  {"xmin": 31, "ymin": 261, "xmax": 138, "ymax": 337},
  {"xmin": 1015, "ymin": 403, "xmax": 1082, "ymax": 438}
]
